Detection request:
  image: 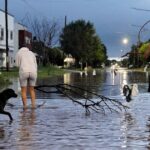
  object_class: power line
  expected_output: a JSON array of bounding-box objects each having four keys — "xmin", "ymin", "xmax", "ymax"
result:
[
  {"xmin": 21, "ymin": 0, "xmax": 46, "ymax": 17},
  {"xmin": 132, "ymin": 7, "xmax": 150, "ymax": 12},
  {"xmin": 131, "ymin": 24, "xmax": 149, "ymax": 32}
]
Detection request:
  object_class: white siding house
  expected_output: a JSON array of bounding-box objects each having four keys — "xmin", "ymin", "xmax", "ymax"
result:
[{"xmin": 0, "ymin": 9, "xmax": 15, "ymax": 67}]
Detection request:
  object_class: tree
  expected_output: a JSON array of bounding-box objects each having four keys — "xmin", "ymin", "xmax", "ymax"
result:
[
  {"xmin": 48, "ymin": 47, "xmax": 64, "ymax": 66},
  {"xmin": 60, "ymin": 19, "xmax": 107, "ymax": 68},
  {"xmin": 128, "ymin": 39, "xmax": 150, "ymax": 67},
  {"xmin": 128, "ymin": 44, "xmax": 139, "ymax": 67},
  {"xmin": 24, "ymin": 16, "xmax": 60, "ymax": 66},
  {"xmin": 29, "ymin": 17, "xmax": 59, "ymax": 47},
  {"xmin": 139, "ymin": 42, "xmax": 150, "ymax": 65}
]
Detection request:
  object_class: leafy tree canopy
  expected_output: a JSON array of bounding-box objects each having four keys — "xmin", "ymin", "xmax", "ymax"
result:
[
  {"xmin": 139, "ymin": 42, "xmax": 150, "ymax": 54},
  {"xmin": 60, "ymin": 19, "xmax": 107, "ymax": 67}
]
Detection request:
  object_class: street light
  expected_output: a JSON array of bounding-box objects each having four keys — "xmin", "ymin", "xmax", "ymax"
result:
[
  {"xmin": 136, "ymin": 20, "xmax": 150, "ymax": 67},
  {"xmin": 122, "ymin": 38, "xmax": 129, "ymax": 45},
  {"xmin": 138, "ymin": 20, "xmax": 150, "ymax": 45},
  {"xmin": 121, "ymin": 37, "xmax": 129, "ymax": 56},
  {"xmin": 121, "ymin": 38, "xmax": 129, "ymax": 67}
]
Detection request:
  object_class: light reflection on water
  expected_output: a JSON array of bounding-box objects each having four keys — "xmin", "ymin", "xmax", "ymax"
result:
[{"xmin": 0, "ymin": 69, "xmax": 150, "ymax": 149}]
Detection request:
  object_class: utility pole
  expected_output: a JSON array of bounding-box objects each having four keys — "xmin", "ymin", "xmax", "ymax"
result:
[
  {"xmin": 65, "ymin": 15, "xmax": 67, "ymax": 27},
  {"xmin": 62, "ymin": 16, "xmax": 67, "ymax": 67},
  {"xmin": 5, "ymin": 0, "xmax": 9, "ymax": 71}
]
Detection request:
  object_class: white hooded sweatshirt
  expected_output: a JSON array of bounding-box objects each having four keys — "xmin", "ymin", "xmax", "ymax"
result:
[{"xmin": 15, "ymin": 47, "xmax": 37, "ymax": 75}]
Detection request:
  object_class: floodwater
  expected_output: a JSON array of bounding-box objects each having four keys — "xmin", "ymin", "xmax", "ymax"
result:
[{"xmin": 1, "ymin": 68, "xmax": 150, "ymax": 150}]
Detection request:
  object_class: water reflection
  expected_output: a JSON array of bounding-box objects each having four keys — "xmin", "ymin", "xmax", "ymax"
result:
[
  {"xmin": 0, "ymin": 126, "xmax": 5, "ymax": 139},
  {"xmin": 0, "ymin": 122, "xmax": 14, "ymax": 150},
  {"xmin": 63, "ymin": 71, "xmax": 105, "ymax": 99},
  {"xmin": 36, "ymin": 70, "xmax": 105, "ymax": 99},
  {"xmin": 64, "ymin": 73, "xmax": 71, "ymax": 84},
  {"xmin": 146, "ymin": 117, "xmax": 150, "ymax": 149},
  {"xmin": 17, "ymin": 109, "xmax": 36, "ymax": 150},
  {"xmin": 0, "ymin": 126, "xmax": 7, "ymax": 149},
  {"xmin": 35, "ymin": 69, "xmax": 150, "ymax": 100},
  {"xmin": 2, "ymin": 68, "xmax": 150, "ymax": 149},
  {"xmin": 121, "ymin": 112, "xmax": 136, "ymax": 149},
  {"xmin": 122, "ymin": 71, "xmax": 128, "ymax": 85}
]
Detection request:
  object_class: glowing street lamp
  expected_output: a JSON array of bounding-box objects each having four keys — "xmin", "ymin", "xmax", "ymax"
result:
[
  {"xmin": 121, "ymin": 37, "xmax": 129, "ymax": 55},
  {"xmin": 122, "ymin": 38, "xmax": 128, "ymax": 45},
  {"xmin": 121, "ymin": 38, "xmax": 129, "ymax": 67}
]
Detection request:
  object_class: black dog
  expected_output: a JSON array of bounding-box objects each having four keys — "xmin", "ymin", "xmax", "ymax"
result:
[
  {"xmin": 0, "ymin": 89, "xmax": 17, "ymax": 121},
  {"xmin": 123, "ymin": 85, "xmax": 133, "ymax": 102}
]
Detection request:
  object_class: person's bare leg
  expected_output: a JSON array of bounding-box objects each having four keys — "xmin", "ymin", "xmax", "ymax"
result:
[
  {"xmin": 21, "ymin": 87, "xmax": 27, "ymax": 108},
  {"xmin": 29, "ymin": 86, "xmax": 36, "ymax": 108}
]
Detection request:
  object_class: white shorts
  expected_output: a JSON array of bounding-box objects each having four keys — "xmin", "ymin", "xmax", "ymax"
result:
[{"xmin": 19, "ymin": 72, "xmax": 37, "ymax": 87}]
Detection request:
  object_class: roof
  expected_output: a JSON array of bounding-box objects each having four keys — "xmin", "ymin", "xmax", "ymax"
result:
[{"xmin": 0, "ymin": 9, "xmax": 14, "ymax": 17}]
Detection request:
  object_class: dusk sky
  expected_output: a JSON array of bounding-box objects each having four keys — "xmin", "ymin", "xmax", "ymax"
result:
[{"xmin": 1, "ymin": 0, "xmax": 150, "ymax": 58}]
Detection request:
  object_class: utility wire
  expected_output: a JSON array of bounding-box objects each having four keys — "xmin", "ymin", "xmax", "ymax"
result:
[
  {"xmin": 132, "ymin": 7, "xmax": 150, "ymax": 12},
  {"xmin": 21, "ymin": 0, "xmax": 46, "ymax": 17}
]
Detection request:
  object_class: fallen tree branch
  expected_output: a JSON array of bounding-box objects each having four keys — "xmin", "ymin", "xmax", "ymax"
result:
[{"xmin": 35, "ymin": 84, "xmax": 128, "ymax": 115}]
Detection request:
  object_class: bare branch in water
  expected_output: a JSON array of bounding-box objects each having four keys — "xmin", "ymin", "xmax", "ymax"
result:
[{"xmin": 35, "ymin": 84, "xmax": 128, "ymax": 115}]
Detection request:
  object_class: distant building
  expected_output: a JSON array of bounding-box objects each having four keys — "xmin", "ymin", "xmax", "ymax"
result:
[
  {"xmin": 0, "ymin": 9, "xmax": 14, "ymax": 67},
  {"xmin": 108, "ymin": 57, "xmax": 122, "ymax": 61},
  {"xmin": 64, "ymin": 54, "xmax": 75, "ymax": 68},
  {"xmin": 0, "ymin": 9, "xmax": 32, "ymax": 68}
]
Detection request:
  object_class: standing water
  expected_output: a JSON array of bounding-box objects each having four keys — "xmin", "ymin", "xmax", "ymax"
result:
[{"xmin": 0, "ymin": 68, "xmax": 150, "ymax": 150}]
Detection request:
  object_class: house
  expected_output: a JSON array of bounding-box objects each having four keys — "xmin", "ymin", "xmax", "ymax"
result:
[
  {"xmin": 0, "ymin": 9, "xmax": 32, "ymax": 68},
  {"xmin": 64, "ymin": 54, "xmax": 75, "ymax": 68},
  {"xmin": 0, "ymin": 9, "xmax": 14, "ymax": 68}
]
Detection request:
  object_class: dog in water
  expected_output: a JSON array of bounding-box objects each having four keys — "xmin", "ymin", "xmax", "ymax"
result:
[
  {"xmin": 123, "ymin": 84, "xmax": 139, "ymax": 102},
  {"xmin": 0, "ymin": 89, "xmax": 17, "ymax": 121}
]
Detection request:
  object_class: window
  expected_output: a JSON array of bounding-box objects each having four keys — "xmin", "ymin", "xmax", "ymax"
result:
[
  {"xmin": 10, "ymin": 31, "xmax": 13, "ymax": 40},
  {"xmin": 0, "ymin": 28, "xmax": 4, "ymax": 40},
  {"xmin": 25, "ymin": 36, "xmax": 31, "ymax": 44}
]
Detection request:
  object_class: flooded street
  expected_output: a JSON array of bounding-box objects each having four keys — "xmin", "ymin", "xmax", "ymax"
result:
[{"xmin": 1, "ymin": 69, "xmax": 150, "ymax": 150}]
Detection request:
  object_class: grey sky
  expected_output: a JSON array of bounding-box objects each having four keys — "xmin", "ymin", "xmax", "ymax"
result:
[{"xmin": 1, "ymin": 0, "xmax": 150, "ymax": 57}]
